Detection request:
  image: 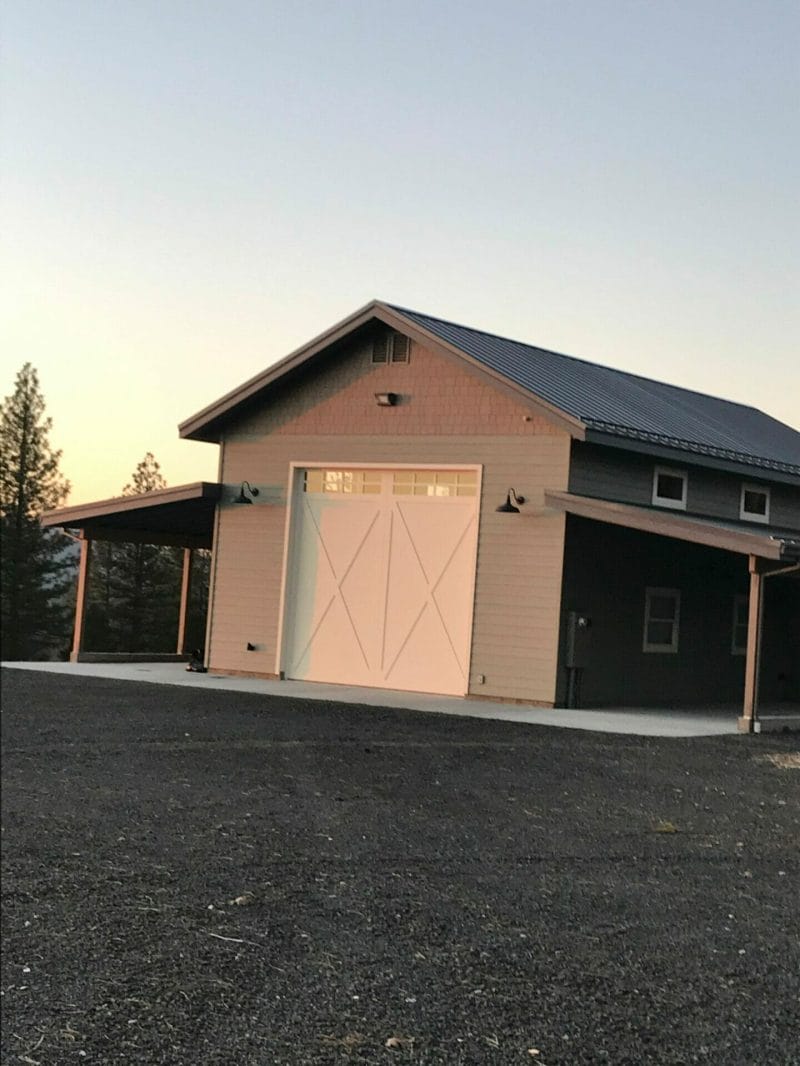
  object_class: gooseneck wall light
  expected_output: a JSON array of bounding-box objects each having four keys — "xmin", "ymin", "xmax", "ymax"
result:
[
  {"xmin": 234, "ymin": 481, "xmax": 260, "ymax": 505},
  {"xmin": 496, "ymin": 488, "xmax": 525, "ymax": 513}
]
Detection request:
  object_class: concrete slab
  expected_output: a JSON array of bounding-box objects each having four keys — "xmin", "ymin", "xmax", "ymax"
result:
[
  {"xmin": 755, "ymin": 715, "xmax": 800, "ymax": 734},
  {"xmin": 1, "ymin": 660, "xmax": 745, "ymax": 737}
]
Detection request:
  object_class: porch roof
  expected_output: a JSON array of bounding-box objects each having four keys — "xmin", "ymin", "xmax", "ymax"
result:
[
  {"xmin": 544, "ymin": 490, "xmax": 800, "ymax": 562},
  {"xmin": 42, "ymin": 482, "xmax": 222, "ymax": 549}
]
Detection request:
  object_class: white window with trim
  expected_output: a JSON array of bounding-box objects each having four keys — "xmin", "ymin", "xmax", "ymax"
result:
[
  {"xmin": 740, "ymin": 483, "xmax": 770, "ymax": 524},
  {"xmin": 652, "ymin": 467, "xmax": 687, "ymax": 510},
  {"xmin": 643, "ymin": 587, "xmax": 681, "ymax": 653},
  {"xmin": 731, "ymin": 594, "xmax": 749, "ymax": 655}
]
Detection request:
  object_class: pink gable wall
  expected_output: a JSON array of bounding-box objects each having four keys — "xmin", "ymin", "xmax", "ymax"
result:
[{"xmin": 228, "ymin": 336, "xmax": 563, "ymax": 439}]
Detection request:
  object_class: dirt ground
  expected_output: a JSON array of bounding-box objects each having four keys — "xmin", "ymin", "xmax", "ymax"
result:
[{"xmin": 2, "ymin": 668, "xmax": 798, "ymax": 1065}]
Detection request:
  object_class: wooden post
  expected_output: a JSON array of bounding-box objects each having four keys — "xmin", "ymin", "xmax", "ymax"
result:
[
  {"xmin": 70, "ymin": 533, "xmax": 93, "ymax": 662},
  {"xmin": 176, "ymin": 548, "xmax": 193, "ymax": 655},
  {"xmin": 738, "ymin": 556, "xmax": 764, "ymax": 733}
]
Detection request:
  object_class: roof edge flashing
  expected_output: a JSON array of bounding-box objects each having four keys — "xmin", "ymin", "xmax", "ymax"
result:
[{"xmin": 583, "ymin": 429, "xmax": 800, "ymax": 483}]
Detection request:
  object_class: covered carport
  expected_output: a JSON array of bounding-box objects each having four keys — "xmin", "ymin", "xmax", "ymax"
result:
[
  {"xmin": 545, "ymin": 491, "xmax": 800, "ymax": 733},
  {"xmin": 42, "ymin": 482, "xmax": 221, "ymax": 663}
]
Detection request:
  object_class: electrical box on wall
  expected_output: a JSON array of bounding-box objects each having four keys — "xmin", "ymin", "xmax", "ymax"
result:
[{"xmin": 566, "ymin": 611, "xmax": 592, "ymax": 669}]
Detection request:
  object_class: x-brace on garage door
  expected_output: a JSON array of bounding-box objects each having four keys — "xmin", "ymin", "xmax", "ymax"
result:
[{"xmin": 282, "ymin": 468, "xmax": 481, "ymax": 696}]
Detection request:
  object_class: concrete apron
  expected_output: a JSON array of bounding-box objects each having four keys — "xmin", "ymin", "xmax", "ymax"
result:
[{"xmin": 2, "ymin": 660, "xmax": 759, "ymax": 737}]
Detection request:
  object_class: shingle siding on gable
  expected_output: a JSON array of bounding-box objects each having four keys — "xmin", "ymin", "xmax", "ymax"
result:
[
  {"xmin": 569, "ymin": 442, "xmax": 800, "ymax": 529},
  {"xmin": 208, "ymin": 339, "xmax": 572, "ymax": 703},
  {"xmin": 227, "ymin": 338, "xmax": 564, "ymax": 440}
]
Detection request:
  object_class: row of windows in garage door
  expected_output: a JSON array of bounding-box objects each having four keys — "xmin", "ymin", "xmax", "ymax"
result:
[{"xmin": 303, "ymin": 468, "xmax": 478, "ymax": 497}]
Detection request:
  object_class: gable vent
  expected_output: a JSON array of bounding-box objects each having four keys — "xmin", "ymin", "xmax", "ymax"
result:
[{"xmin": 372, "ymin": 331, "xmax": 410, "ymax": 365}]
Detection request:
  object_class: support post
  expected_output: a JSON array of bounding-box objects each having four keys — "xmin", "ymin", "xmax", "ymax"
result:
[
  {"xmin": 70, "ymin": 533, "xmax": 93, "ymax": 662},
  {"xmin": 176, "ymin": 547, "xmax": 193, "ymax": 655},
  {"xmin": 738, "ymin": 556, "xmax": 764, "ymax": 733}
]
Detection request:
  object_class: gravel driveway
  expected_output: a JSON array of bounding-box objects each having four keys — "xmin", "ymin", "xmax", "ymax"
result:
[{"xmin": 2, "ymin": 668, "xmax": 798, "ymax": 1065}]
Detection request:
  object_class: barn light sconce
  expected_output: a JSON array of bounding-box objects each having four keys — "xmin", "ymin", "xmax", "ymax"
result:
[
  {"xmin": 374, "ymin": 391, "xmax": 398, "ymax": 407},
  {"xmin": 234, "ymin": 481, "xmax": 260, "ymax": 504},
  {"xmin": 496, "ymin": 488, "xmax": 525, "ymax": 513}
]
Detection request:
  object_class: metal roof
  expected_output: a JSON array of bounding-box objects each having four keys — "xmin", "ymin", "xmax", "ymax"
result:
[{"xmin": 392, "ymin": 306, "xmax": 800, "ymax": 476}]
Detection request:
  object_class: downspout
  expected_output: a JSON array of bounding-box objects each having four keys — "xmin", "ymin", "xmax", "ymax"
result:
[{"xmin": 738, "ymin": 557, "xmax": 800, "ymax": 734}]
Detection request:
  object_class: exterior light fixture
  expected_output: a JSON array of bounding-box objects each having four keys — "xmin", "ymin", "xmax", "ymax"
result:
[
  {"xmin": 375, "ymin": 392, "xmax": 398, "ymax": 407},
  {"xmin": 234, "ymin": 481, "xmax": 260, "ymax": 504},
  {"xmin": 496, "ymin": 488, "xmax": 525, "ymax": 513}
]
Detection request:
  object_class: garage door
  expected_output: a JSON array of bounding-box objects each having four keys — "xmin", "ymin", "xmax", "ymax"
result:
[{"xmin": 283, "ymin": 468, "xmax": 480, "ymax": 695}]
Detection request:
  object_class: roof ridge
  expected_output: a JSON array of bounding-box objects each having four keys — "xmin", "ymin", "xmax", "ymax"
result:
[{"xmin": 389, "ymin": 303, "xmax": 766, "ymax": 419}]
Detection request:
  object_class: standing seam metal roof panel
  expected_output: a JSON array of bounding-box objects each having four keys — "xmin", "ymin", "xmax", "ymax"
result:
[{"xmin": 391, "ymin": 306, "xmax": 800, "ymax": 474}]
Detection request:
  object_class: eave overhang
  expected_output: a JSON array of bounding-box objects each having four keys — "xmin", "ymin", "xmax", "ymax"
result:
[
  {"xmin": 584, "ymin": 428, "xmax": 800, "ymax": 484},
  {"xmin": 544, "ymin": 490, "xmax": 800, "ymax": 562},
  {"xmin": 42, "ymin": 482, "xmax": 222, "ymax": 549}
]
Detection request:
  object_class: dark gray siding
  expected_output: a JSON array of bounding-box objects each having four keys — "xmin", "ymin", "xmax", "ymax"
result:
[
  {"xmin": 760, "ymin": 573, "xmax": 800, "ymax": 704},
  {"xmin": 569, "ymin": 442, "xmax": 800, "ymax": 529},
  {"xmin": 555, "ymin": 517, "xmax": 800, "ymax": 707}
]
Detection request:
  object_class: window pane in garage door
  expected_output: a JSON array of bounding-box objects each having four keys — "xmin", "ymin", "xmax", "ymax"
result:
[
  {"xmin": 392, "ymin": 470, "xmax": 477, "ymax": 497},
  {"xmin": 304, "ymin": 469, "xmax": 382, "ymax": 494}
]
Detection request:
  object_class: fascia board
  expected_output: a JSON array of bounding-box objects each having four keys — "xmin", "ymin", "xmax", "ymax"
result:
[
  {"xmin": 178, "ymin": 299, "xmax": 587, "ymax": 443},
  {"xmin": 178, "ymin": 301, "xmax": 384, "ymax": 441},
  {"xmin": 42, "ymin": 482, "xmax": 222, "ymax": 528}
]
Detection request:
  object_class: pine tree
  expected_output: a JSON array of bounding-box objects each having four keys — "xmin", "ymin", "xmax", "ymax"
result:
[
  {"xmin": 88, "ymin": 453, "xmax": 182, "ymax": 652},
  {"xmin": 122, "ymin": 452, "xmax": 167, "ymax": 497},
  {"xmin": 1, "ymin": 363, "xmax": 72, "ymax": 659},
  {"xmin": 117, "ymin": 453, "xmax": 180, "ymax": 651}
]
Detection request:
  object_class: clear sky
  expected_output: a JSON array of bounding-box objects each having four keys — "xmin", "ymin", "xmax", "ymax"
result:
[{"xmin": 2, "ymin": 0, "xmax": 798, "ymax": 505}]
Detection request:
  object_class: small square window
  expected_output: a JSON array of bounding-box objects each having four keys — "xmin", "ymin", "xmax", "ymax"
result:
[
  {"xmin": 732, "ymin": 594, "xmax": 749, "ymax": 655},
  {"xmin": 643, "ymin": 587, "xmax": 680, "ymax": 653},
  {"xmin": 652, "ymin": 467, "xmax": 687, "ymax": 510},
  {"xmin": 740, "ymin": 484, "xmax": 769, "ymax": 524}
]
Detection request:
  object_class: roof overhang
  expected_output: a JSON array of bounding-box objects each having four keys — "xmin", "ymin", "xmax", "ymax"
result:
[
  {"xmin": 178, "ymin": 300, "xmax": 586, "ymax": 443},
  {"xmin": 583, "ymin": 430, "xmax": 800, "ymax": 484},
  {"xmin": 42, "ymin": 482, "xmax": 222, "ymax": 549},
  {"xmin": 544, "ymin": 490, "xmax": 800, "ymax": 562}
]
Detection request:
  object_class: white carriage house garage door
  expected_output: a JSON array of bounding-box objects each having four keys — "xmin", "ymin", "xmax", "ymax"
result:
[{"xmin": 282, "ymin": 467, "xmax": 481, "ymax": 696}]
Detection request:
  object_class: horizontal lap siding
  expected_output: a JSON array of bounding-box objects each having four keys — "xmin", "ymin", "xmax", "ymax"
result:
[
  {"xmin": 206, "ymin": 442, "xmax": 285, "ymax": 673},
  {"xmin": 570, "ymin": 442, "xmax": 800, "ymax": 527},
  {"xmin": 209, "ymin": 339, "xmax": 571, "ymax": 703}
]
